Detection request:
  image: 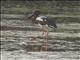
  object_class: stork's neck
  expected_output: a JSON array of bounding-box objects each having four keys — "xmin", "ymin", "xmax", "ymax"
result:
[
  {"xmin": 31, "ymin": 15, "xmax": 39, "ymax": 24},
  {"xmin": 33, "ymin": 15, "xmax": 39, "ymax": 20}
]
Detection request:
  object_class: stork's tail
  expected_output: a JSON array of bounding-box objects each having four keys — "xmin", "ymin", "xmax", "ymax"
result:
[
  {"xmin": 48, "ymin": 23, "xmax": 57, "ymax": 28},
  {"xmin": 53, "ymin": 23, "xmax": 57, "ymax": 28}
]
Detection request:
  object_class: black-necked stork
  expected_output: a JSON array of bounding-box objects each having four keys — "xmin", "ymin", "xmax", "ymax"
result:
[{"xmin": 28, "ymin": 10, "xmax": 57, "ymax": 38}]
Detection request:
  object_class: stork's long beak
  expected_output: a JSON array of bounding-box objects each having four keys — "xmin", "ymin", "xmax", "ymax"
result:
[{"xmin": 27, "ymin": 14, "xmax": 34, "ymax": 19}]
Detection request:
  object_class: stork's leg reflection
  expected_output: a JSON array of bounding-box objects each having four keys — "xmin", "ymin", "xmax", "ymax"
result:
[
  {"xmin": 31, "ymin": 24, "xmax": 49, "ymax": 51},
  {"xmin": 40, "ymin": 24, "xmax": 48, "ymax": 51}
]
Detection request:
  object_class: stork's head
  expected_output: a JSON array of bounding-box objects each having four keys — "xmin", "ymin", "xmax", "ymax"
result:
[
  {"xmin": 28, "ymin": 10, "xmax": 40, "ymax": 19},
  {"xmin": 33, "ymin": 10, "xmax": 40, "ymax": 15},
  {"xmin": 28, "ymin": 10, "xmax": 40, "ymax": 24}
]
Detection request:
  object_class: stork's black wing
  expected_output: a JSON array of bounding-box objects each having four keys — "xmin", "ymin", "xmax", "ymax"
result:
[{"xmin": 46, "ymin": 17, "xmax": 57, "ymax": 28}]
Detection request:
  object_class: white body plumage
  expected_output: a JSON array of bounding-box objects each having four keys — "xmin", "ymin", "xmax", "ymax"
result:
[{"xmin": 36, "ymin": 16, "xmax": 47, "ymax": 21}]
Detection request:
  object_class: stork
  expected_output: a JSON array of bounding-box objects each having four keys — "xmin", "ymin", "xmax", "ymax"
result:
[{"xmin": 28, "ymin": 10, "xmax": 57, "ymax": 38}]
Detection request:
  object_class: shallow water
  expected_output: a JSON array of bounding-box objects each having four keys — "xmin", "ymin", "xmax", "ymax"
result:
[{"xmin": 1, "ymin": 17, "xmax": 80, "ymax": 60}]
